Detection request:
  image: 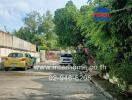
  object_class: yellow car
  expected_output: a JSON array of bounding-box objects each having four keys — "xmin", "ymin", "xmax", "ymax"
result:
[{"xmin": 4, "ymin": 52, "xmax": 34, "ymax": 71}]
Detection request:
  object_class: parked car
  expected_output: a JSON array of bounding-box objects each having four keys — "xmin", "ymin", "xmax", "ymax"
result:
[
  {"xmin": 59, "ymin": 53, "xmax": 73, "ymax": 66},
  {"xmin": 4, "ymin": 52, "xmax": 34, "ymax": 71}
]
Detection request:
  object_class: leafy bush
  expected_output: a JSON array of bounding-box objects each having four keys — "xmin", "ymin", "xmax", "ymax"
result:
[{"xmin": 73, "ymin": 53, "xmax": 87, "ymax": 66}]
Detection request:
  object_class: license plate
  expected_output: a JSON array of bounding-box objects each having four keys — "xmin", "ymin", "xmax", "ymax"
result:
[{"xmin": 63, "ymin": 59, "xmax": 70, "ymax": 61}]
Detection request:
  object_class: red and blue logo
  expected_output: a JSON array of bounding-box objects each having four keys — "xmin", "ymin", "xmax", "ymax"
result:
[{"xmin": 93, "ymin": 7, "xmax": 111, "ymax": 21}]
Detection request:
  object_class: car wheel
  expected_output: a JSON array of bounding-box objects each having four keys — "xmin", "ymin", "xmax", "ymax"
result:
[
  {"xmin": 23, "ymin": 66, "xmax": 27, "ymax": 71},
  {"xmin": 4, "ymin": 67, "xmax": 9, "ymax": 71},
  {"xmin": 23, "ymin": 64, "xmax": 28, "ymax": 71},
  {"xmin": 70, "ymin": 64, "xmax": 73, "ymax": 66},
  {"xmin": 60, "ymin": 64, "xmax": 63, "ymax": 66},
  {"xmin": 30, "ymin": 64, "xmax": 34, "ymax": 69}
]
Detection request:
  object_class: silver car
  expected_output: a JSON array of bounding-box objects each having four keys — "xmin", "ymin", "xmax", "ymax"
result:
[{"xmin": 59, "ymin": 53, "xmax": 73, "ymax": 66}]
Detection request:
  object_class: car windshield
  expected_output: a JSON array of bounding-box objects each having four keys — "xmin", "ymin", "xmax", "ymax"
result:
[
  {"xmin": 61, "ymin": 54, "xmax": 72, "ymax": 57},
  {"xmin": 8, "ymin": 53, "xmax": 23, "ymax": 58}
]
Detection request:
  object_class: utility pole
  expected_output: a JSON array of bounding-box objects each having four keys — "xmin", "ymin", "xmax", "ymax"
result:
[
  {"xmin": 4, "ymin": 26, "xmax": 8, "ymax": 33},
  {"xmin": 4, "ymin": 26, "xmax": 13, "ymax": 52}
]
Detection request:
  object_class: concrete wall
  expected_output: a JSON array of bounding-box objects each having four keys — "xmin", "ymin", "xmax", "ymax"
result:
[
  {"xmin": 0, "ymin": 30, "xmax": 40, "ymax": 64},
  {"xmin": 0, "ymin": 30, "xmax": 36, "ymax": 52}
]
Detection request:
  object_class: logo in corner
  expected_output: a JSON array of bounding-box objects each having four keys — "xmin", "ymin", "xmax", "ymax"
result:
[{"xmin": 93, "ymin": 7, "xmax": 111, "ymax": 21}]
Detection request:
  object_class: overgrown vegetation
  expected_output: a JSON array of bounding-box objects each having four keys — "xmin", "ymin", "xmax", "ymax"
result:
[
  {"xmin": 54, "ymin": 0, "xmax": 132, "ymax": 92},
  {"xmin": 14, "ymin": 0, "xmax": 132, "ymax": 92},
  {"xmin": 54, "ymin": 1, "xmax": 84, "ymax": 47},
  {"xmin": 14, "ymin": 11, "xmax": 58, "ymax": 50}
]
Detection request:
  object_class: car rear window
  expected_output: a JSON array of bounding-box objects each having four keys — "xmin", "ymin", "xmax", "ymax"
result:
[
  {"xmin": 8, "ymin": 53, "xmax": 23, "ymax": 58},
  {"xmin": 61, "ymin": 54, "xmax": 72, "ymax": 57}
]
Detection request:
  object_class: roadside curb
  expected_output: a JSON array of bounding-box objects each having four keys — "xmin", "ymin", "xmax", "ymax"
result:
[{"xmin": 92, "ymin": 76, "xmax": 117, "ymax": 100}]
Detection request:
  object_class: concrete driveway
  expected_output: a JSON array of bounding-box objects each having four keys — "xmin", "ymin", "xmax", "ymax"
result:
[{"xmin": 0, "ymin": 61, "xmax": 108, "ymax": 100}]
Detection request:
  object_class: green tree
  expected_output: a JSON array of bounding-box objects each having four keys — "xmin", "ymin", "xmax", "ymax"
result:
[
  {"xmin": 23, "ymin": 11, "xmax": 42, "ymax": 34},
  {"xmin": 40, "ymin": 11, "xmax": 58, "ymax": 48},
  {"xmin": 54, "ymin": 1, "xmax": 84, "ymax": 48},
  {"xmin": 14, "ymin": 11, "xmax": 58, "ymax": 49},
  {"xmin": 77, "ymin": 0, "xmax": 132, "ymax": 91}
]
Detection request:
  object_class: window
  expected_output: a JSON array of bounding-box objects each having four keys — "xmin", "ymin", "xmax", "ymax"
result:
[
  {"xmin": 8, "ymin": 53, "xmax": 23, "ymax": 58},
  {"xmin": 61, "ymin": 54, "xmax": 72, "ymax": 57},
  {"xmin": 25, "ymin": 53, "xmax": 31, "ymax": 58}
]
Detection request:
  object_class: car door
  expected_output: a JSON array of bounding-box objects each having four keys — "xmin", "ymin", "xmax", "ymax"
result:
[
  {"xmin": 27, "ymin": 53, "xmax": 33, "ymax": 66},
  {"xmin": 25, "ymin": 53, "xmax": 29, "ymax": 66}
]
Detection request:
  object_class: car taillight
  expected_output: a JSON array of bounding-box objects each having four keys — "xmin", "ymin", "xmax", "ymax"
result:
[{"xmin": 21, "ymin": 58, "xmax": 26, "ymax": 61}]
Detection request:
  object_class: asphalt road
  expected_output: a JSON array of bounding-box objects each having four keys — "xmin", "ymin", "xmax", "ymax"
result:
[{"xmin": 0, "ymin": 61, "xmax": 108, "ymax": 100}]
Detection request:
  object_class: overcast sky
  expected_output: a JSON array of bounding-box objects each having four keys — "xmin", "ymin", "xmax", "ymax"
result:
[{"xmin": 0, "ymin": 0, "xmax": 88, "ymax": 32}]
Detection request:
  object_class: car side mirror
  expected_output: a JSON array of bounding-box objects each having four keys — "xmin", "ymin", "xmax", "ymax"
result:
[{"xmin": 30, "ymin": 57, "xmax": 33, "ymax": 59}]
